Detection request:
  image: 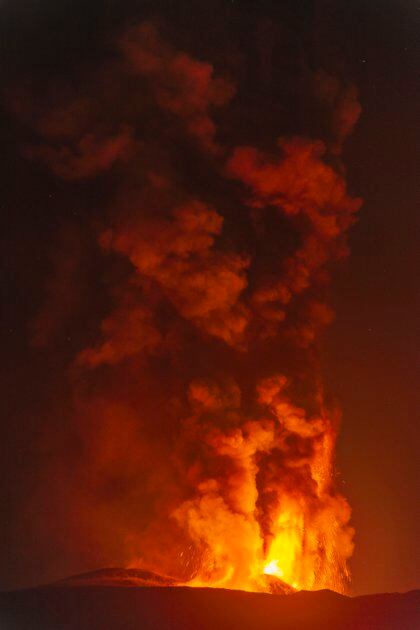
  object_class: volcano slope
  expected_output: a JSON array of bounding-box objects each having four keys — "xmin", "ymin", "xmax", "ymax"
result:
[{"xmin": 0, "ymin": 569, "xmax": 419, "ymax": 630}]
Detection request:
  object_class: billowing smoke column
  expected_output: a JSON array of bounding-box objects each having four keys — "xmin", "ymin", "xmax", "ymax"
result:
[{"xmin": 20, "ymin": 22, "xmax": 361, "ymax": 593}]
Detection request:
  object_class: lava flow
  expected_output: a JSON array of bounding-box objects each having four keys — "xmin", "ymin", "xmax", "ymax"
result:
[{"xmin": 21, "ymin": 21, "xmax": 361, "ymax": 596}]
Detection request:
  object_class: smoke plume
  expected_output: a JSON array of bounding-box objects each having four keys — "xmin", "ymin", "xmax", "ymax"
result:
[{"xmin": 14, "ymin": 19, "xmax": 361, "ymax": 593}]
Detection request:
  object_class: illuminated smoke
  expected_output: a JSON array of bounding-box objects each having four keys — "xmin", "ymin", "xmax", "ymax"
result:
[{"xmin": 18, "ymin": 21, "xmax": 361, "ymax": 593}]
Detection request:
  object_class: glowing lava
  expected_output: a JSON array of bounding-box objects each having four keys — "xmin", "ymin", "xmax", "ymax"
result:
[{"xmin": 263, "ymin": 559, "xmax": 284, "ymax": 578}]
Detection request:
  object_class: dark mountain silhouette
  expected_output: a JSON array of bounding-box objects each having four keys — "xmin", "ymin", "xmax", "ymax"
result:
[{"xmin": 0, "ymin": 569, "xmax": 418, "ymax": 629}]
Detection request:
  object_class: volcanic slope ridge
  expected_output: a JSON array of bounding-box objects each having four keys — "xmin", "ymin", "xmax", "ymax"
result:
[{"xmin": 0, "ymin": 569, "xmax": 418, "ymax": 630}]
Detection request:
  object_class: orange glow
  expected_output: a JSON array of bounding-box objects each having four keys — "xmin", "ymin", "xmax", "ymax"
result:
[
  {"xmin": 29, "ymin": 22, "xmax": 360, "ymax": 599},
  {"xmin": 170, "ymin": 378, "xmax": 354, "ymax": 595}
]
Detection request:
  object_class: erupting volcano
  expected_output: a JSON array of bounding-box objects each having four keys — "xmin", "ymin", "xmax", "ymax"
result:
[{"xmin": 9, "ymin": 18, "xmax": 363, "ymax": 598}]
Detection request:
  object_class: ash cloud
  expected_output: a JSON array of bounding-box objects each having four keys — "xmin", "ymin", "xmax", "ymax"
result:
[{"xmin": 9, "ymin": 12, "xmax": 361, "ymax": 591}]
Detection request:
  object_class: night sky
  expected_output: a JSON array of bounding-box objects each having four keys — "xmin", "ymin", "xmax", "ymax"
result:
[{"xmin": 1, "ymin": 0, "xmax": 418, "ymax": 595}]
